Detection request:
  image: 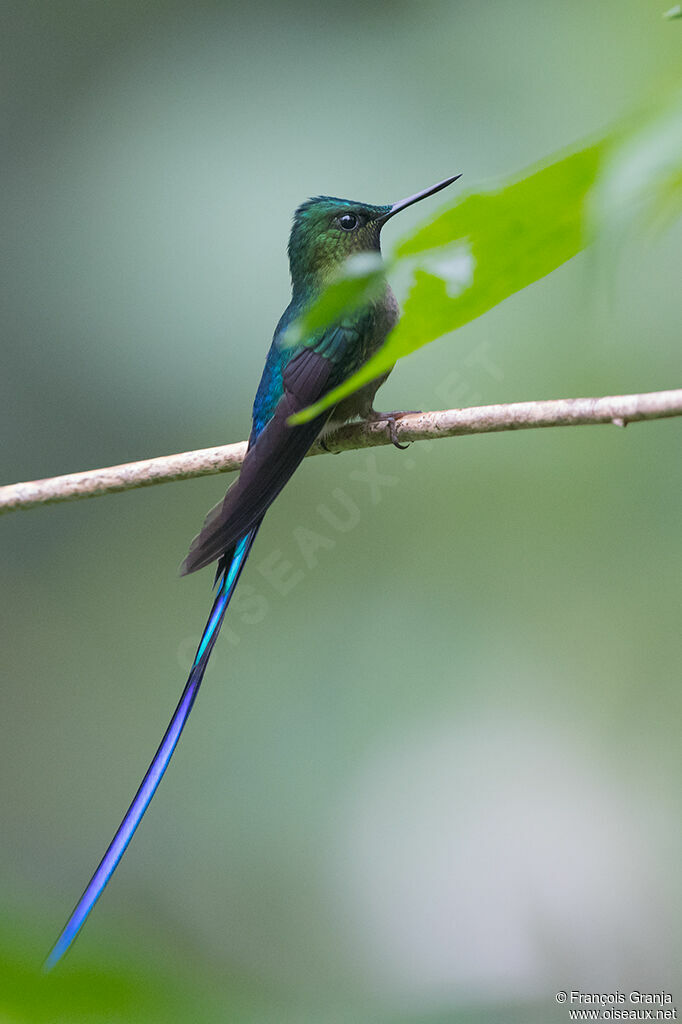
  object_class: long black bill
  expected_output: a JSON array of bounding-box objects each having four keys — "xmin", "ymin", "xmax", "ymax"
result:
[{"xmin": 378, "ymin": 173, "xmax": 461, "ymax": 224}]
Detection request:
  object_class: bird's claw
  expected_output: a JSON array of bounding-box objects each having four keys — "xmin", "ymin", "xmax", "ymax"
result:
[
  {"xmin": 387, "ymin": 418, "xmax": 410, "ymax": 450},
  {"xmin": 369, "ymin": 409, "xmax": 419, "ymax": 450}
]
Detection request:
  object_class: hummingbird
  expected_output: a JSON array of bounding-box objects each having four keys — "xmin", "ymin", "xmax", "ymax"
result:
[{"xmin": 45, "ymin": 172, "xmax": 460, "ymax": 969}]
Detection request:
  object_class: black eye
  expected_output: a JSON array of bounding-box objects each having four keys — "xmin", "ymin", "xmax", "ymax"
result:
[{"xmin": 337, "ymin": 213, "xmax": 359, "ymax": 231}]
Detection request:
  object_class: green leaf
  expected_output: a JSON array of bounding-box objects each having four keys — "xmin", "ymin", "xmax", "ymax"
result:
[
  {"xmin": 391, "ymin": 142, "xmax": 605, "ymax": 356},
  {"xmin": 289, "ymin": 141, "xmax": 606, "ymax": 424},
  {"xmin": 289, "ymin": 90, "xmax": 682, "ymax": 427}
]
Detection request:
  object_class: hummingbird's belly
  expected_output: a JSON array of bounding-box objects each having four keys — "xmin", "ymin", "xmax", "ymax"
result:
[{"xmin": 323, "ymin": 369, "xmax": 393, "ymax": 432}]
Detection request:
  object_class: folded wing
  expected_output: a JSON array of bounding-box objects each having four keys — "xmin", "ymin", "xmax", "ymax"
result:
[{"xmin": 180, "ymin": 344, "xmax": 340, "ymax": 575}]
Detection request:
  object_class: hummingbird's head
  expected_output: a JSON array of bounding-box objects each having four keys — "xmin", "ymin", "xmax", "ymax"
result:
[
  {"xmin": 287, "ymin": 175, "xmax": 460, "ymax": 295},
  {"xmin": 287, "ymin": 197, "xmax": 390, "ymax": 294}
]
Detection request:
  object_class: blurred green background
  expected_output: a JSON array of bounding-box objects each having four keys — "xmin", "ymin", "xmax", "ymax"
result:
[{"xmin": 1, "ymin": 2, "xmax": 680, "ymax": 1021}]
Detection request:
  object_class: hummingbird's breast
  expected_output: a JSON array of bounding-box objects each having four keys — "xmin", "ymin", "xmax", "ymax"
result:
[
  {"xmin": 324, "ymin": 281, "xmax": 399, "ymax": 428},
  {"xmin": 368, "ymin": 281, "xmax": 399, "ymax": 356}
]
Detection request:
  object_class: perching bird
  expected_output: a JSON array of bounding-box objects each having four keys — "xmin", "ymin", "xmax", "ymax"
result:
[{"xmin": 45, "ymin": 173, "xmax": 460, "ymax": 969}]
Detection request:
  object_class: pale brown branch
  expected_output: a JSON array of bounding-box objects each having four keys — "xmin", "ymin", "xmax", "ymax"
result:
[{"xmin": 2, "ymin": 388, "xmax": 680, "ymax": 514}]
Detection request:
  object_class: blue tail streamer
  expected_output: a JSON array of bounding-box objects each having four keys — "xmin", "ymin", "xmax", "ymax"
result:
[{"xmin": 44, "ymin": 527, "xmax": 259, "ymax": 971}]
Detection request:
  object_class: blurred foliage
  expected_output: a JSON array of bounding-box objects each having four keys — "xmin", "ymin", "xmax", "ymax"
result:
[
  {"xmin": 290, "ymin": 93, "xmax": 681, "ymax": 424},
  {"xmin": 591, "ymin": 89, "xmax": 682, "ymax": 238},
  {"xmin": 1, "ymin": 935, "xmax": 183, "ymax": 1024},
  {"xmin": 0, "ymin": 920, "xmax": 264, "ymax": 1023}
]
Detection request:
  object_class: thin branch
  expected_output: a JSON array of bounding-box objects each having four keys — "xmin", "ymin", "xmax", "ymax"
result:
[{"xmin": 2, "ymin": 388, "xmax": 680, "ymax": 515}]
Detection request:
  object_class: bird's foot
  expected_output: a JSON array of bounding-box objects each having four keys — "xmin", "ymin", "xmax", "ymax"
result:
[{"xmin": 367, "ymin": 409, "xmax": 420, "ymax": 450}]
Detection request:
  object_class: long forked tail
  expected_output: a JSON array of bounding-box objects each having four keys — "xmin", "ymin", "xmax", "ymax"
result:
[{"xmin": 44, "ymin": 525, "xmax": 261, "ymax": 971}]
